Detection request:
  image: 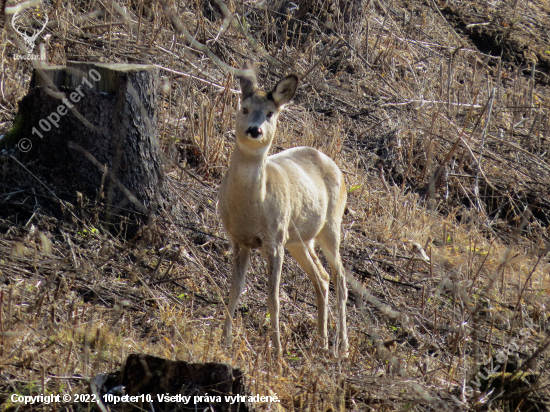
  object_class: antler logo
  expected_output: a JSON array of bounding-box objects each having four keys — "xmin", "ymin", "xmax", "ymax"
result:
[{"xmin": 11, "ymin": 10, "xmax": 49, "ymax": 53}]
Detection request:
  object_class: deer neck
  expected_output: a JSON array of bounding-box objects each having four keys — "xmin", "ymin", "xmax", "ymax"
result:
[{"xmin": 226, "ymin": 137, "xmax": 271, "ymax": 200}]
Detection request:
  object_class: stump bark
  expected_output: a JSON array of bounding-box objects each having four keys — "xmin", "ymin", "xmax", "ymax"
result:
[{"xmin": 8, "ymin": 61, "xmax": 174, "ymax": 230}]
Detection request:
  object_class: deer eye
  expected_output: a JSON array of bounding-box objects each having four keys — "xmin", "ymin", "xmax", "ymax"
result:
[
  {"xmin": 242, "ymin": 107, "xmax": 249, "ymax": 115},
  {"xmin": 267, "ymin": 111, "xmax": 274, "ymax": 119}
]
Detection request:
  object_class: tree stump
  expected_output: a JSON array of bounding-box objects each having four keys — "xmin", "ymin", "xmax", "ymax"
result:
[
  {"xmin": 96, "ymin": 354, "xmax": 252, "ymax": 412},
  {"xmin": 7, "ymin": 61, "xmax": 174, "ymax": 231}
]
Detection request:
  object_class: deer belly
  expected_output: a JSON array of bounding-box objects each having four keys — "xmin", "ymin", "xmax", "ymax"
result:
[{"xmin": 286, "ymin": 206, "xmax": 326, "ymax": 243}]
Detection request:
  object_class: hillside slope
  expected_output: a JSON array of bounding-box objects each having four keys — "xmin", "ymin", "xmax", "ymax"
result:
[{"xmin": 1, "ymin": 0, "xmax": 549, "ymax": 410}]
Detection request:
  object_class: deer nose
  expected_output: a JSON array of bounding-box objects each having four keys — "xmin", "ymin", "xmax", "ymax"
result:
[{"xmin": 246, "ymin": 127, "xmax": 263, "ymax": 138}]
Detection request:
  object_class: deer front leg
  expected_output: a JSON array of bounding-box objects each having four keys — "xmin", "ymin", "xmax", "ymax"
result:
[
  {"xmin": 222, "ymin": 244, "xmax": 251, "ymax": 347},
  {"xmin": 265, "ymin": 244, "xmax": 284, "ymax": 358}
]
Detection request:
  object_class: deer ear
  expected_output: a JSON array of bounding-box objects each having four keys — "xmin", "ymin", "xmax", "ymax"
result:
[
  {"xmin": 270, "ymin": 74, "xmax": 299, "ymax": 107},
  {"xmin": 240, "ymin": 75, "xmax": 257, "ymax": 100},
  {"xmin": 239, "ymin": 62, "xmax": 258, "ymax": 100}
]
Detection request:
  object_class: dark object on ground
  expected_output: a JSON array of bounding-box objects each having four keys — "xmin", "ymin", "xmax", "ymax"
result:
[{"xmin": 92, "ymin": 353, "xmax": 251, "ymax": 412}]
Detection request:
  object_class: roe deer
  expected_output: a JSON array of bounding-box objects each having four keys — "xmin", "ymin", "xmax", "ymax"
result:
[{"xmin": 219, "ymin": 69, "xmax": 348, "ymax": 357}]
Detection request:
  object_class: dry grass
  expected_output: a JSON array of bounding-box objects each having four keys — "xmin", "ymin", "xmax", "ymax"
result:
[{"xmin": 1, "ymin": 0, "xmax": 550, "ymax": 411}]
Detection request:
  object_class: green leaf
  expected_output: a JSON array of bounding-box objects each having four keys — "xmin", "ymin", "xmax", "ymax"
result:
[{"xmin": 348, "ymin": 184, "xmax": 361, "ymax": 194}]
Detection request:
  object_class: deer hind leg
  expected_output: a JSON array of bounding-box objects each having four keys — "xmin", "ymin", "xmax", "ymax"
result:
[
  {"xmin": 222, "ymin": 244, "xmax": 251, "ymax": 347},
  {"xmin": 286, "ymin": 241, "xmax": 330, "ymax": 348},
  {"xmin": 318, "ymin": 225, "xmax": 349, "ymax": 354}
]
